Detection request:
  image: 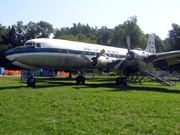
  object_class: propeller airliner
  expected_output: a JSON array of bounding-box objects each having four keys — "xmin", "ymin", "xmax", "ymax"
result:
[{"xmin": 5, "ymin": 34, "xmax": 180, "ymax": 87}]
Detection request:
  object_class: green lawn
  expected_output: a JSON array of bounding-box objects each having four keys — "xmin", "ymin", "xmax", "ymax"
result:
[{"xmin": 0, "ymin": 76, "xmax": 180, "ymax": 134}]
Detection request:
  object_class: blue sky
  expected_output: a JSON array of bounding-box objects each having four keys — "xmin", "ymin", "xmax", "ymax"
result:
[{"xmin": 0, "ymin": 0, "xmax": 180, "ymax": 39}]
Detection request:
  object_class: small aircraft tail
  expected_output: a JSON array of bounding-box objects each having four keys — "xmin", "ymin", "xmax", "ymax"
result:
[{"xmin": 145, "ymin": 34, "xmax": 156, "ymax": 54}]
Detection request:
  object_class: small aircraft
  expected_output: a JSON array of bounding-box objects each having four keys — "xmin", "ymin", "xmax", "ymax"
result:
[{"xmin": 5, "ymin": 34, "xmax": 180, "ymax": 87}]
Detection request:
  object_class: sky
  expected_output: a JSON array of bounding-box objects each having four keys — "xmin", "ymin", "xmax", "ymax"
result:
[{"xmin": 0, "ymin": 0, "xmax": 180, "ymax": 40}]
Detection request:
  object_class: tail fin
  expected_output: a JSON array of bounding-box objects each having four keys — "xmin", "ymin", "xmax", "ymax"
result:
[{"xmin": 145, "ymin": 34, "xmax": 156, "ymax": 54}]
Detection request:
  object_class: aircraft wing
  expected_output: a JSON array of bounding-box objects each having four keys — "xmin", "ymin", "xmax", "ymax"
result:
[
  {"xmin": 115, "ymin": 50, "xmax": 180, "ymax": 75},
  {"xmin": 115, "ymin": 34, "xmax": 180, "ymax": 75},
  {"xmin": 154, "ymin": 50, "xmax": 180, "ymax": 60}
]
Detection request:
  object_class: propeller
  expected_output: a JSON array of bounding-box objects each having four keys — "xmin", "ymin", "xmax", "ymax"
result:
[
  {"xmin": 96, "ymin": 49, "xmax": 105, "ymax": 59},
  {"xmin": 91, "ymin": 49, "xmax": 105, "ymax": 66},
  {"xmin": 126, "ymin": 36, "xmax": 134, "ymax": 61},
  {"xmin": 114, "ymin": 58, "xmax": 126, "ymax": 70},
  {"xmin": 127, "ymin": 36, "xmax": 130, "ymax": 54},
  {"xmin": 115, "ymin": 36, "xmax": 133, "ymax": 70},
  {"xmin": 81, "ymin": 49, "xmax": 105, "ymax": 78},
  {"xmin": 81, "ymin": 49, "xmax": 105, "ymax": 65},
  {"xmin": 81, "ymin": 54, "xmax": 91, "ymax": 61}
]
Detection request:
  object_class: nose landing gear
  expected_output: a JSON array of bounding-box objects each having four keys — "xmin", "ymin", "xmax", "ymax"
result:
[{"xmin": 27, "ymin": 73, "xmax": 36, "ymax": 88}]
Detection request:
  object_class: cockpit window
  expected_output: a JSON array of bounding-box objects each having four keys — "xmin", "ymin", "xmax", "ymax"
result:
[
  {"xmin": 36, "ymin": 43, "xmax": 41, "ymax": 48},
  {"xmin": 25, "ymin": 42, "xmax": 33, "ymax": 46},
  {"xmin": 25, "ymin": 42, "xmax": 36, "ymax": 46}
]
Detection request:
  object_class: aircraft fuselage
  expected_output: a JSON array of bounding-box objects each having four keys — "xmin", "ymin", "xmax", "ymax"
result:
[{"xmin": 5, "ymin": 38, "xmax": 127, "ymax": 71}]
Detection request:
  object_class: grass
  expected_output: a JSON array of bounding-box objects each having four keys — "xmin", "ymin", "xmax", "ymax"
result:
[{"xmin": 0, "ymin": 76, "xmax": 180, "ymax": 134}]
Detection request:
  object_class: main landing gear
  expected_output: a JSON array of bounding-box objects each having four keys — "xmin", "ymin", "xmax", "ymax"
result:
[
  {"xmin": 76, "ymin": 76, "xmax": 85, "ymax": 84},
  {"xmin": 116, "ymin": 77, "xmax": 127, "ymax": 86},
  {"xmin": 76, "ymin": 71, "xmax": 85, "ymax": 84}
]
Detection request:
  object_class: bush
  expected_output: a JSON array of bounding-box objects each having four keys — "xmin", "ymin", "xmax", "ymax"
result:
[{"xmin": 109, "ymin": 72, "xmax": 117, "ymax": 76}]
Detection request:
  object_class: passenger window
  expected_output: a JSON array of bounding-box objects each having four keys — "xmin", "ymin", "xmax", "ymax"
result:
[
  {"xmin": 36, "ymin": 43, "xmax": 41, "ymax": 48},
  {"xmin": 67, "ymin": 50, "xmax": 69, "ymax": 54}
]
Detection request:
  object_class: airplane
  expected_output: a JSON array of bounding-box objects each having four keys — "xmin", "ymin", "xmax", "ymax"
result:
[{"xmin": 5, "ymin": 34, "xmax": 180, "ymax": 87}]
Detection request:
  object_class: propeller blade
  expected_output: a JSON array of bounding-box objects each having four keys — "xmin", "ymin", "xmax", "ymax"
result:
[
  {"xmin": 96, "ymin": 49, "xmax": 105, "ymax": 59},
  {"xmin": 81, "ymin": 49, "xmax": 105, "ymax": 67},
  {"xmin": 126, "ymin": 36, "xmax": 130, "ymax": 54},
  {"xmin": 114, "ymin": 58, "xmax": 126, "ymax": 69},
  {"xmin": 81, "ymin": 54, "xmax": 91, "ymax": 62}
]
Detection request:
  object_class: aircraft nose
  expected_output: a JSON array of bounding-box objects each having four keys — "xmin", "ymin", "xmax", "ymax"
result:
[{"xmin": 5, "ymin": 49, "xmax": 15, "ymax": 61}]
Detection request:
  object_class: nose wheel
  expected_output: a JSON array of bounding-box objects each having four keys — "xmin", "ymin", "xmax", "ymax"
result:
[{"xmin": 27, "ymin": 74, "xmax": 36, "ymax": 88}]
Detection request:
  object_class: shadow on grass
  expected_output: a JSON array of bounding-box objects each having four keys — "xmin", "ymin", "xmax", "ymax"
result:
[
  {"xmin": 72, "ymin": 83, "xmax": 180, "ymax": 94},
  {"xmin": 0, "ymin": 86, "xmax": 28, "ymax": 90},
  {"xmin": 1, "ymin": 77, "xmax": 180, "ymax": 94}
]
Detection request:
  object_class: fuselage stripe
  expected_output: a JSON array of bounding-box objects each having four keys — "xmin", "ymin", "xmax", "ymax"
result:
[{"xmin": 5, "ymin": 48, "xmax": 126, "ymax": 58}]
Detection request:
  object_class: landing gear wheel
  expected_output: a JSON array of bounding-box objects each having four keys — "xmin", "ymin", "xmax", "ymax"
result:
[
  {"xmin": 27, "ymin": 76, "xmax": 36, "ymax": 88},
  {"xmin": 116, "ymin": 77, "xmax": 127, "ymax": 86},
  {"xmin": 116, "ymin": 77, "xmax": 121, "ymax": 85},
  {"xmin": 121, "ymin": 77, "xmax": 127, "ymax": 86},
  {"xmin": 76, "ymin": 76, "xmax": 85, "ymax": 84}
]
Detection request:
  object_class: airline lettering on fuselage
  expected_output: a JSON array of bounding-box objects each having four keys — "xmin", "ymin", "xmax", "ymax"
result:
[
  {"xmin": 83, "ymin": 47, "xmax": 119, "ymax": 55},
  {"xmin": 83, "ymin": 47, "xmax": 121, "ymax": 58},
  {"xmin": 83, "ymin": 47, "xmax": 99, "ymax": 52}
]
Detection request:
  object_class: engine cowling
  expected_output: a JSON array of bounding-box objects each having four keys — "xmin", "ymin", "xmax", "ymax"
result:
[
  {"xmin": 127, "ymin": 50, "xmax": 149, "ymax": 61},
  {"xmin": 92, "ymin": 56, "xmax": 108, "ymax": 69}
]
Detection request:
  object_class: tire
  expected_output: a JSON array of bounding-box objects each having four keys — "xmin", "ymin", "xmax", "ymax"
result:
[
  {"xmin": 76, "ymin": 76, "xmax": 85, "ymax": 84},
  {"xmin": 27, "ymin": 76, "xmax": 36, "ymax": 88},
  {"xmin": 116, "ymin": 77, "xmax": 121, "ymax": 85},
  {"xmin": 121, "ymin": 77, "xmax": 127, "ymax": 86}
]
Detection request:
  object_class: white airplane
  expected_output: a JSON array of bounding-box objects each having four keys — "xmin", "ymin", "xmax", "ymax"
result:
[{"xmin": 5, "ymin": 34, "xmax": 180, "ymax": 87}]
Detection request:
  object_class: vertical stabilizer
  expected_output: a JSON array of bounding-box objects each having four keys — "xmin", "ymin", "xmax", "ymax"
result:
[{"xmin": 145, "ymin": 34, "xmax": 156, "ymax": 54}]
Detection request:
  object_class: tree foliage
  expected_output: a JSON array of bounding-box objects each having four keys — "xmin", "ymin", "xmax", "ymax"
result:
[
  {"xmin": 54, "ymin": 23, "xmax": 97, "ymax": 43},
  {"xmin": 0, "ymin": 24, "xmax": 7, "ymax": 43},
  {"xmin": 110, "ymin": 16, "xmax": 147, "ymax": 49},
  {"xmin": 164, "ymin": 23, "xmax": 180, "ymax": 51},
  {"xmin": 97, "ymin": 26, "xmax": 112, "ymax": 45},
  {"xmin": 37, "ymin": 21, "xmax": 53, "ymax": 38}
]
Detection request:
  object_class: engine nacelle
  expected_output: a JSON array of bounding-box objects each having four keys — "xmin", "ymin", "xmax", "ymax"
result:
[
  {"xmin": 93, "ymin": 56, "xmax": 108, "ymax": 69},
  {"xmin": 128, "ymin": 50, "xmax": 149, "ymax": 61}
]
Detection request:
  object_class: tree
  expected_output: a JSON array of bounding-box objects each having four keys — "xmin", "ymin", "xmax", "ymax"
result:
[
  {"xmin": 37, "ymin": 21, "xmax": 53, "ymax": 38},
  {"xmin": 163, "ymin": 38, "xmax": 171, "ymax": 51},
  {"xmin": 14, "ymin": 21, "xmax": 26, "ymax": 46},
  {"xmin": 110, "ymin": 16, "xmax": 147, "ymax": 49},
  {"xmin": 97, "ymin": 26, "xmax": 112, "ymax": 45},
  {"xmin": 24, "ymin": 21, "xmax": 39, "ymax": 40},
  {"xmin": 0, "ymin": 24, "xmax": 13, "ymax": 68},
  {"xmin": 0, "ymin": 24, "xmax": 7, "ymax": 43},
  {"xmin": 54, "ymin": 27, "xmax": 70, "ymax": 38},
  {"xmin": 166, "ymin": 23, "xmax": 180, "ymax": 51},
  {"xmin": 54, "ymin": 23, "xmax": 97, "ymax": 44}
]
